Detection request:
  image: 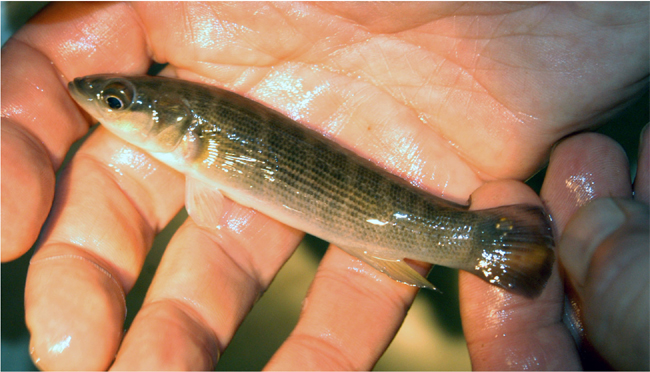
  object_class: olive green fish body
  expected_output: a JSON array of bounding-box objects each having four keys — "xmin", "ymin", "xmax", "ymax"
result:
[{"xmin": 69, "ymin": 75, "xmax": 554, "ymax": 297}]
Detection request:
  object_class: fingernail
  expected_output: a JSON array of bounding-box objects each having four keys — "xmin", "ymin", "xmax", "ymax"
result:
[{"xmin": 559, "ymin": 198, "xmax": 626, "ymax": 287}]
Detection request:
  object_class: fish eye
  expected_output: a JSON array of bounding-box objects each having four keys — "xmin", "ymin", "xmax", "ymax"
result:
[
  {"xmin": 105, "ymin": 95, "xmax": 124, "ymax": 109},
  {"xmin": 102, "ymin": 80, "xmax": 134, "ymax": 110}
]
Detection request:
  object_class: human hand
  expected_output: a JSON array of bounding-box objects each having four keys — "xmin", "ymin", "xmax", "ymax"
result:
[
  {"xmin": 547, "ymin": 130, "xmax": 648, "ymax": 370},
  {"xmin": 2, "ymin": 2, "xmax": 647, "ymax": 370},
  {"xmin": 461, "ymin": 128, "xmax": 649, "ymax": 370}
]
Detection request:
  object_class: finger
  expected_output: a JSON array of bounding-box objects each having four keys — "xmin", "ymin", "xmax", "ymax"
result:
[
  {"xmin": 540, "ymin": 132, "xmax": 632, "ymax": 234},
  {"xmin": 558, "ymin": 198, "xmax": 649, "ymax": 370},
  {"xmin": 459, "ymin": 180, "xmax": 579, "ymax": 370},
  {"xmin": 110, "ymin": 205, "xmax": 303, "ymax": 370},
  {"xmin": 25, "ymin": 128, "xmax": 185, "ymax": 370},
  {"xmin": 540, "ymin": 132, "xmax": 637, "ymax": 368},
  {"xmin": 1, "ymin": 122, "xmax": 55, "ymax": 261},
  {"xmin": 1, "ymin": 2, "xmax": 150, "ymax": 261},
  {"xmin": 634, "ymin": 123, "xmax": 649, "ymax": 203},
  {"xmin": 266, "ymin": 243, "xmax": 420, "ymax": 371}
]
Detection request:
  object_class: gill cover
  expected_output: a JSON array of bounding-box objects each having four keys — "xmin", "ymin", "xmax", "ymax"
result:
[
  {"xmin": 105, "ymin": 77, "xmax": 194, "ymax": 153},
  {"xmin": 147, "ymin": 93, "xmax": 194, "ymax": 153}
]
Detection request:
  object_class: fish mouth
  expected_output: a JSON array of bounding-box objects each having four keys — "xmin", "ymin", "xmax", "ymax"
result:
[
  {"xmin": 67, "ymin": 77, "xmax": 92, "ymax": 104},
  {"xmin": 67, "ymin": 79, "xmax": 79, "ymax": 98}
]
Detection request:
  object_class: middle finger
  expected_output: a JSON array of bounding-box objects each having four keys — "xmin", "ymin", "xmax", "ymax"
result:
[{"xmin": 110, "ymin": 200, "xmax": 303, "ymax": 370}]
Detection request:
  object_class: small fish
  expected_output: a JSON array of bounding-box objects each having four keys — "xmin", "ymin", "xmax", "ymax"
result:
[{"xmin": 68, "ymin": 75, "xmax": 554, "ymax": 297}]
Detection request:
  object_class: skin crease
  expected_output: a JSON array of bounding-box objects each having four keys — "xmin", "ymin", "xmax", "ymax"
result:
[{"xmin": 1, "ymin": 2, "xmax": 648, "ymax": 370}]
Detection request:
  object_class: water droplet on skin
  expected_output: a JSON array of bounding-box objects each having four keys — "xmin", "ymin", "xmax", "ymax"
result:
[
  {"xmin": 29, "ymin": 345, "xmax": 40, "ymax": 364},
  {"xmin": 565, "ymin": 173, "xmax": 596, "ymax": 207},
  {"xmin": 226, "ymin": 209, "xmax": 257, "ymax": 234},
  {"xmin": 1, "ymin": 103, "xmax": 24, "ymax": 118},
  {"xmin": 48, "ymin": 335, "xmax": 71, "ymax": 355},
  {"xmin": 252, "ymin": 65, "xmax": 331, "ymax": 122},
  {"xmin": 109, "ymin": 146, "xmax": 157, "ymax": 179}
]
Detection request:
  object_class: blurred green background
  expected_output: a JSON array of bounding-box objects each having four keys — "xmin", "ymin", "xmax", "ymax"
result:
[{"xmin": 2, "ymin": 2, "xmax": 648, "ymax": 371}]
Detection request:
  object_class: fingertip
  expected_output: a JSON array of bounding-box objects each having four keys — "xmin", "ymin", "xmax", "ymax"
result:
[
  {"xmin": 25, "ymin": 249, "xmax": 126, "ymax": 370},
  {"xmin": 458, "ymin": 264, "xmax": 575, "ymax": 370},
  {"xmin": 541, "ymin": 132, "xmax": 631, "ymax": 233},
  {"xmin": 558, "ymin": 198, "xmax": 628, "ymax": 288},
  {"xmin": 558, "ymin": 198, "xmax": 649, "ymax": 370},
  {"xmin": 560, "ymin": 198, "xmax": 649, "ymax": 290}
]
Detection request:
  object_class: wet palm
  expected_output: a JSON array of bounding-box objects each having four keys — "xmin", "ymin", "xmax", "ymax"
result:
[{"xmin": 1, "ymin": 2, "xmax": 648, "ymax": 370}]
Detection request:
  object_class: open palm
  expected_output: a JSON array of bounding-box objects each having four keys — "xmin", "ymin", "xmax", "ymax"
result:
[{"xmin": 2, "ymin": 2, "xmax": 647, "ymax": 370}]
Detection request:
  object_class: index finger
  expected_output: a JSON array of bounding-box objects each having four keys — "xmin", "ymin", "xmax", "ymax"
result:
[{"xmin": 1, "ymin": 2, "xmax": 151, "ymax": 260}]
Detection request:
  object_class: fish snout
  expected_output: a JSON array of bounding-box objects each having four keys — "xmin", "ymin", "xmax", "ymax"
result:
[{"xmin": 67, "ymin": 77, "xmax": 94, "ymax": 102}]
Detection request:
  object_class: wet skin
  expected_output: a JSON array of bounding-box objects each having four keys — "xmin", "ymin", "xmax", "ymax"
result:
[{"xmin": 1, "ymin": 2, "xmax": 648, "ymax": 370}]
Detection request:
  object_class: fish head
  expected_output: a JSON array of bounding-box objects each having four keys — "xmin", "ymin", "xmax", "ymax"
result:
[{"xmin": 68, "ymin": 75, "xmax": 192, "ymax": 153}]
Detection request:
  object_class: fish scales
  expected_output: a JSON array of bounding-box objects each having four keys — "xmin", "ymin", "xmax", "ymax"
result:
[
  {"xmin": 68, "ymin": 75, "xmax": 555, "ymax": 297},
  {"xmin": 188, "ymin": 85, "xmax": 479, "ymax": 265}
]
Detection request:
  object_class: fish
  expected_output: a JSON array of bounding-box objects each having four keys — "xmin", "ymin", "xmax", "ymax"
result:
[{"xmin": 68, "ymin": 74, "xmax": 555, "ymax": 298}]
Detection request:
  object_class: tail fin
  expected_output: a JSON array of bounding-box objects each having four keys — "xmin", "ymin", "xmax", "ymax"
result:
[{"xmin": 470, "ymin": 205, "xmax": 555, "ymax": 298}]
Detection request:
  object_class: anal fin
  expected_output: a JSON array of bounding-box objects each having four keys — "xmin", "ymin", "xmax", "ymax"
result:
[{"xmin": 339, "ymin": 246, "xmax": 437, "ymax": 291}]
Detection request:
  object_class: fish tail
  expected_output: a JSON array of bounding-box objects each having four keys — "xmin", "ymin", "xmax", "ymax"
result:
[{"xmin": 469, "ymin": 205, "xmax": 555, "ymax": 298}]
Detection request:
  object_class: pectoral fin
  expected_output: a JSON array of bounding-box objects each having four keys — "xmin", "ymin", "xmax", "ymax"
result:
[
  {"xmin": 185, "ymin": 177, "xmax": 225, "ymax": 231},
  {"xmin": 339, "ymin": 246, "xmax": 437, "ymax": 291}
]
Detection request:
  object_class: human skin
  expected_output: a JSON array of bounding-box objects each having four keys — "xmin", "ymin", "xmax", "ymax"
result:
[{"xmin": 1, "ymin": 2, "xmax": 648, "ymax": 370}]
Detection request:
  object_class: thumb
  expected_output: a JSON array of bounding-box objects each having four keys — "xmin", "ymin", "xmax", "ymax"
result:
[{"xmin": 559, "ymin": 197, "xmax": 649, "ymax": 370}]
